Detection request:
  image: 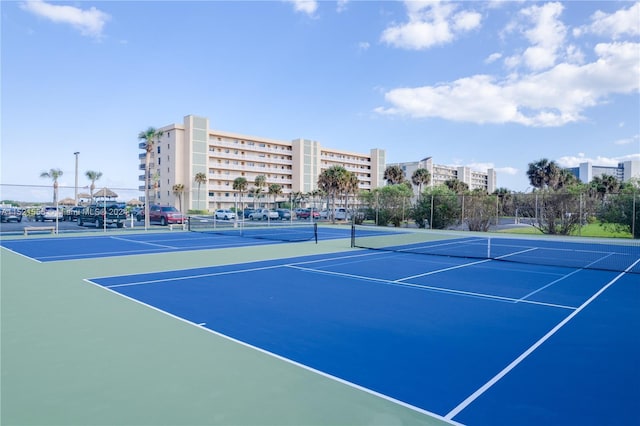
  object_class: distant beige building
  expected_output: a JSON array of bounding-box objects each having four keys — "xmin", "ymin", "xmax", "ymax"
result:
[
  {"xmin": 388, "ymin": 157, "xmax": 497, "ymax": 195},
  {"xmin": 139, "ymin": 115, "xmax": 386, "ymax": 211}
]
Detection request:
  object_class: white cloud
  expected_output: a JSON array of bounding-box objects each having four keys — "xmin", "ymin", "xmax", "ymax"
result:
[
  {"xmin": 485, "ymin": 52, "xmax": 502, "ymax": 64},
  {"xmin": 285, "ymin": 0, "xmax": 318, "ymax": 16},
  {"xmin": 555, "ymin": 153, "xmax": 640, "ymax": 168},
  {"xmin": 574, "ymin": 2, "xmax": 640, "ymax": 39},
  {"xmin": 358, "ymin": 41, "xmax": 370, "ymax": 51},
  {"xmin": 380, "ymin": 1, "xmax": 481, "ymax": 50},
  {"xmin": 20, "ymin": 0, "xmax": 109, "ymax": 38},
  {"xmin": 375, "ymin": 41, "xmax": 640, "ymax": 127},
  {"xmin": 508, "ymin": 2, "xmax": 568, "ymax": 71},
  {"xmin": 614, "ymin": 134, "xmax": 640, "ymax": 146},
  {"xmin": 495, "ymin": 166, "xmax": 519, "ymax": 175},
  {"xmin": 337, "ymin": 0, "xmax": 349, "ymax": 13}
]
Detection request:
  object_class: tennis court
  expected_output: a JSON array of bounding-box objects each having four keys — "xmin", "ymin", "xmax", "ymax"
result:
[
  {"xmin": 2, "ymin": 226, "xmax": 639, "ymax": 425},
  {"xmin": 0, "ymin": 223, "xmax": 355, "ymax": 262}
]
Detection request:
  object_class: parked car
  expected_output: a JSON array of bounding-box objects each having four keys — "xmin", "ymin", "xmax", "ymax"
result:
[
  {"xmin": 215, "ymin": 209, "xmax": 236, "ymax": 220},
  {"xmin": 78, "ymin": 202, "xmax": 127, "ymax": 228},
  {"xmin": 147, "ymin": 205, "xmax": 185, "ymax": 226},
  {"xmin": 35, "ymin": 206, "xmax": 63, "ymax": 222},
  {"xmin": 130, "ymin": 207, "xmax": 143, "ymax": 219},
  {"xmin": 321, "ymin": 207, "xmax": 350, "ymax": 221},
  {"xmin": 243, "ymin": 208, "xmax": 255, "ymax": 219},
  {"xmin": 63, "ymin": 206, "xmax": 85, "ymax": 221},
  {"xmin": 275, "ymin": 208, "xmax": 292, "ymax": 220},
  {"xmin": 248, "ymin": 208, "xmax": 279, "ymax": 220},
  {"xmin": 0, "ymin": 207, "xmax": 23, "ymax": 223},
  {"xmin": 297, "ymin": 208, "xmax": 320, "ymax": 220}
]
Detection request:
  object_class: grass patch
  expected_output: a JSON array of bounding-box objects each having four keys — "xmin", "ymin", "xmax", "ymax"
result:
[{"xmin": 498, "ymin": 222, "xmax": 632, "ymax": 238}]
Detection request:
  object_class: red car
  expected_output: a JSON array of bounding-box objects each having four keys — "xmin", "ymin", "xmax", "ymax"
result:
[
  {"xmin": 146, "ymin": 205, "xmax": 185, "ymax": 226},
  {"xmin": 296, "ymin": 208, "xmax": 320, "ymax": 219}
]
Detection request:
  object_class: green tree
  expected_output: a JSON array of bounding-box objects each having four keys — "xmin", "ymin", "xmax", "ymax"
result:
[
  {"xmin": 172, "ymin": 183, "xmax": 185, "ymax": 213},
  {"xmin": 194, "ymin": 172, "xmax": 207, "ymax": 211},
  {"xmin": 383, "ymin": 165, "xmax": 405, "ymax": 185},
  {"xmin": 411, "ymin": 168, "xmax": 431, "ymax": 198},
  {"xmin": 233, "ymin": 177, "xmax": 248, "ymax": 212},
  {"xmin": 85, "ymin": 170, "xmax": 103, "ymax": 203},
  {"xmin": 254, "ymin": 175, "xmax": 266, "ymax": 207},
  {"xmin": 597, "ymin": 178, "xmax": 639, "ymax": 238},
  {"xmin": 526, "ymin": 158, "xmax": 576, "ymax": 190},
  {"xmin": 464, "ymin": 192, "xmax": 498, "ymax": 232},
  {"xmin": 138, "ymin": 126, "xmax": 164, "ymax": 228},
  {"xmin": 444, "ymin": 179, "xmax": 469, "ymax": 194},
  {"xmin": 268, "ymin": 183, "xmax": 282, "ymax": 209},
  {"xmin": 412, "ymin": 186, "xmax": 460, "ymax": 229},
  {"xmin": 318, "ymin": 165, "xmax": 350, "ymax": 222},
  {"xmin": 291, "ymin": 191, "xmax": 306, "ymax": 209},
  {"xmin": 40, "ymin": 168, "xmax": 64, "ymax": 205},
  {"xmin": 590, "ymin": 174, "xmax": 621, "ymax": 198},
  {"xmin": 361, "ymin": 184, "xmax": 413, "ymax": 227}
]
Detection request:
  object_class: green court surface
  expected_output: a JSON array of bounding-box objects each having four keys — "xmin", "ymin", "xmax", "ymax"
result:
[{"xmin": 1, "ymin": 231, "xmax": 450, "ymax": 426}]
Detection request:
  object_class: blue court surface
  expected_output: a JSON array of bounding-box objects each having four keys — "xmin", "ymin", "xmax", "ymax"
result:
[
  {"xmin": 0, "ymin": 226, "xmax": 356, "ymax": 262},
  {"xmin": 88, "ymin": 248, "xmax": 640, "ymax": 426}
]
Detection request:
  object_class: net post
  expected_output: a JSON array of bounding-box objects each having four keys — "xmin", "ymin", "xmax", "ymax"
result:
[
  {"xmin": 487, "ymin": 237, "xmax": 491, "ymax": 259},
  {"xmin": 314, "ymin": 223, "xmax": 318, "ymax": 244},
  {"xmin": 187, "ymin": 216, "xmax": 191, "ymax": 232},
  {"xmin": 351, "ymin": 224, "xmax": 355, "ymax": 248}
]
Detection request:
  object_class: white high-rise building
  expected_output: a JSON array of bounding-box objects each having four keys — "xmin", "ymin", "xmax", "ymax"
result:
[{"xmin": 139, "ymin": 115, "xmax": 386, "ymax": 211}]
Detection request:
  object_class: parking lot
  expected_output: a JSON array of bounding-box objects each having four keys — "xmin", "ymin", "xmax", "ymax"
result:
[{"xmin": 0, "ymin": 216, "xmax": 153, "ymax": 235}]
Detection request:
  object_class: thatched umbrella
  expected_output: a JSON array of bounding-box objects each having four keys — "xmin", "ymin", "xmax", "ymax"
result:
[
  {"xmin": 59, "ymin": 197, "xmax": 77, "ymax": 206},
  {"xmin": 127, "ymin": 198, "xmax": 143, "ymax": 206},
  {"xmin": 94, "ymin": 188, "xmax": 118, "ymax": 199}
]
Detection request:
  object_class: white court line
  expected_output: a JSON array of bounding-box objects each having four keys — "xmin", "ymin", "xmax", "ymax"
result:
[
  {"xmin": 84, "ymin": 277, "xmax": 463, "ymax": 426},
  {"xmin": 103, "ymin": 251, "xmax": 386, "ymax": 289},
  {"xmin": 286, "ymin": 265, "xmax": 576, "ymax": 310},
  {"xmin": 110, "ymin": 236, "xmax": 179, "ymax": 249},
  {"xmin": 444, "ymin": 257, "xmax": 640, "ymax": 421},
  {"xmin": 516, "ymin": 252, "xmax": 617, "ymax": 303}
]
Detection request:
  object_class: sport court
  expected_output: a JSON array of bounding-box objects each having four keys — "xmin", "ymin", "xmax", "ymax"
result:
[{"xmin": 2, "ymin": 226, "xmax": 639, "ymax": 425}]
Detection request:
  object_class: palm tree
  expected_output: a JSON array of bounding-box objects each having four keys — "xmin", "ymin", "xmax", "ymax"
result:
[
  {"xmin": 444, "ymin": 179, "xmax": 469, "ymax": 194},
  {"xmin": 590, "ymin": 174, "xmax": 620, "ymax": 198},
  {"xmin": 85, "ymin": 170, "xmax": 102, "ymax": 203},
  {"xmin": 138, "ymin": 126, "xmax": 164, "ymax": 228},
  {"xmin": 194, "ymin": 172, "xmax": 207, "ymax": 211},
  {"xmin": 411, "ymin": 168, "xmax": 431, "ymax": 199},
  {"xmin": 172, "ymin": 183, "xmax": 185, "ymax": 213},
  {"xmin": 254, "ymin": 175, "xmax": 266, "ymax": 207},
  {"xmin": 40, "ymin": 168, "xmax": 63, "ymax": 205},
  {"xmin": 268, "ymin": 183, "xmax": 283, "ymax": 209},
  {"xmin": 384, "ymin": 165, "xmax": 405, "ymax": 185},
  {"xmin": 291, "ymin": 191, "xmax": 306, "ymax": 209},
  {"xmin": 318, "ymin": 165, "xmax": 349, "ymax": 222},
  {"xmin": 344, "ymin": 172, "xmax": 360, "ymax": 216},
  {"xmin": 527, "ymin": 158, "xmax": 565, "ymax": 190},
  {"xmin": 233, "ymin": 177, "xmax": 248, "ymax": 213}
]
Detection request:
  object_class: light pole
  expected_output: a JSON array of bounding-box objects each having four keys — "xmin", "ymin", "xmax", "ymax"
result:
[{"xmin": 74, "ymin": 152, "xmax": 80, "ymax": 205}]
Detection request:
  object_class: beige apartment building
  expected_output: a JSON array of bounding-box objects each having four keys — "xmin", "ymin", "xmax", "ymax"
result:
[
  {"xmin": 389, "ymin": 157, "xmax": 497, "ymax": 196},
  {"xmin": 139, "ymin": 115, "xmax": 386, "ymax": 211}
]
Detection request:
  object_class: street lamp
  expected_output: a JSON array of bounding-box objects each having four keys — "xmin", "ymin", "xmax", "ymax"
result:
[{"xmin": 74, "ymin": 152, "xmax": 80, "ymax": 205}]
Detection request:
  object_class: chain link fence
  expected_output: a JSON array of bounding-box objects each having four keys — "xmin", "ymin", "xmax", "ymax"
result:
[
  {"xmin": 366, "ymin": 192, "xmax": 638, "ymax": 238},
  {"xmin": 1, "ymin": 183, "xmax": 144, "ymax": 219}
]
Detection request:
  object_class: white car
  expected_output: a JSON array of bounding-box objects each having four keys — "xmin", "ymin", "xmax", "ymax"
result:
[
  {"xmin": 249, "ymin": 208, "xmax": 279, "ymax": 220},
  {"xmin": 35, "ymin": 206, "xmax": 63, "ymax": 222},
  {"xmin": 214, "ymin": 209, "xmax": 236, "ymax": 220}
]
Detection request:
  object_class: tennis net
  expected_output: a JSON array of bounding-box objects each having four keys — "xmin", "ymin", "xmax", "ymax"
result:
[
  {"xmin": 351, "ymin": 225, "xmax": 640, "ymax": 274},
  {"xmin": 189, "ymin": 216, "xmax": 318, "ymax": 243}
]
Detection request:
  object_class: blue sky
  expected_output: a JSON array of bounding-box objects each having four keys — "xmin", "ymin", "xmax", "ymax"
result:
[{"xmin": 2, "ymin": 0, "xmax": 639, "ymax": 202}]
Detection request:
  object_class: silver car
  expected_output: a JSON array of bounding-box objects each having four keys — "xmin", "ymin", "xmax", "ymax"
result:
[{"xmin": 249, "ymin": 208, "xmax": 279, "ymax": 220}]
